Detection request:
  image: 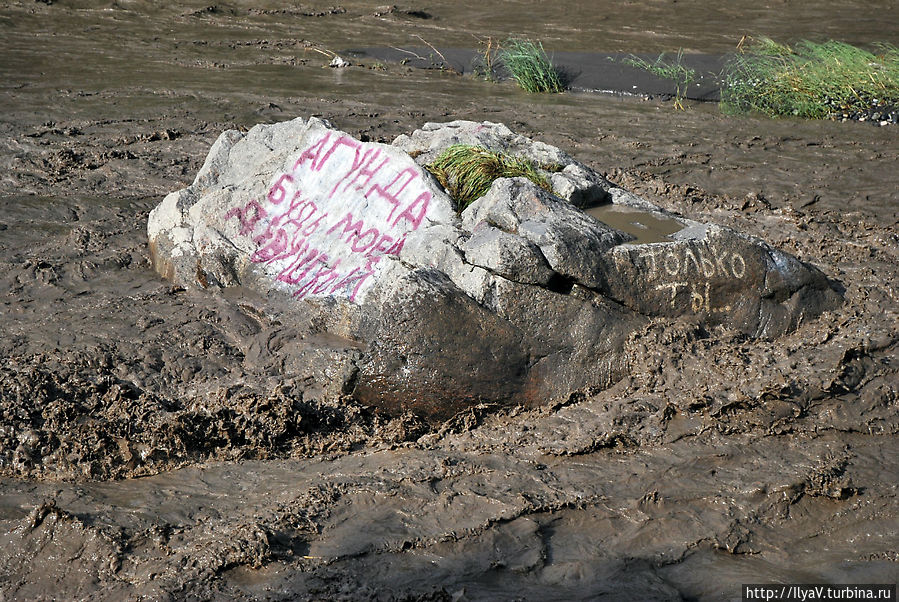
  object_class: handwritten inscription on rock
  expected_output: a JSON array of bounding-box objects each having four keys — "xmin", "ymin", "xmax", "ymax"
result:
[
  {"xmin": 599, "ymin": 237, "xmax": 758, "ymax": 317},
  {"xmin": 224, "ymin": 133, "xmax": 434, "ymax": 302},
  {"xmin": 638, "ymin": 245, "xmax": 747, "ymax": 281},
  {"xmin": 637, "ymin": 244, "xmax": 747, "ymax": 313}
]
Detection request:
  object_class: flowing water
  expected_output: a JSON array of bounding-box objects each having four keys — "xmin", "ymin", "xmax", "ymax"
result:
[{"xmin": 1, "ymin": 1, "xmax": 897, "ymax": 600}]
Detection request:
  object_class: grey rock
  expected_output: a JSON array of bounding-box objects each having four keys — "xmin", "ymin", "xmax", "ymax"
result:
[
  {"xmin": 486, "ymin": 276, "xmax": 643, "ymax": 403},
  {"xmin": 550, "ymin": 163, "xmax": 613, "ymax": 208},
  {"xmin": 149, "ymin": 118, "xmax": 842, "ymax": 421},
  {"xmin": 399, "ymin": 223, "xmax": 494, "ymax": 303},
  {"xmin": 395, "ymin": 119, "xmax": 609, "ymax": 207},
  {"xmin": 460, "ymin": 224, "xmax": 555, "ymax": 286},
  {"xmin": 594, "ymin": 224, "xmax": 841, "ymax": 338},
  {"xmin": 606, "ymin": 186, "xmax": 662, "ymax": 211},
  {"xmin": 393, "ymin": 120, "xmax": 572, "ymax": 168},
  {"xmin": 355, "ymin": 269, "xmax": 530, "ymax": 421},
  {"xmin": 463, "ymin": 177, "xmax": 632, "ymax": 288},
  {"xmin": 148, "ymin": 116, "xmax": 456, "ymax": 307}
]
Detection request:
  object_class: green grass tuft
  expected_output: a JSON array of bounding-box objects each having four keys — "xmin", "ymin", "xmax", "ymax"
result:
[
  {"xmin": 426, "ymin": 145, "xmax": 553, "ymax": 212},
  {"xmin": 622, "ymin": 49, "xmax": 696, "ymax": 109},
  {"xmin": 498, "ymin": 39, "xmax": 565, "ymax": 93},
  {"xmin": 720, "ymin": 38, "xmax": 899, "ymax": 119}
]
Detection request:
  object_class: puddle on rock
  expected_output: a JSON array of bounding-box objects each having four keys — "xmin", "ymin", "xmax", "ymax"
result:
[{"xmin": 585, "ymin": 203, "xmax": 684, "ymax": 243}]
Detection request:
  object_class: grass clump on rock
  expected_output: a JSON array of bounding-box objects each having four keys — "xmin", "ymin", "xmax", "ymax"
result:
[
  {"xmin": 499, "ymin": 38, "xmax": 565, "ymax": 93},
  {"xmin": 721, "ymin": 38, "xmax": 899, "ymax": 120},
  {"xmin": 426, "ymin": 144, "xmax": 553, "ymax": 211}
]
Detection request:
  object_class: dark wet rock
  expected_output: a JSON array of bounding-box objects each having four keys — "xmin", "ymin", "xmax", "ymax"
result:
[
  {"xmin": 148, "ymin": 118, "xmax": 841, "ymax": 420},
  {"xmin": 594, "ymin": 222, "xmax": 842, "ymax": 337},
  {"xmin": 355, "ymin": 268, "xmax": 531, "ymax": 419}
]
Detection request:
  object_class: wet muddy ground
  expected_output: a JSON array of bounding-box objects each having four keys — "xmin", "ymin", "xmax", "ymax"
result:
[{"xmin": 1, "ymin": 1, "xmax": 897, "ymax": 600}]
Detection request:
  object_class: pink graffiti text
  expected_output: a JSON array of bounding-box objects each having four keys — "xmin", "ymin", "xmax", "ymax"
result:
[{"xmin": 223, "ymin": 133, "xmax": 429, "ymax": 301}]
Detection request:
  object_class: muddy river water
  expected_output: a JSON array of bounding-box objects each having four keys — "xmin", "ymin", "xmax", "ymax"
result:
[{"xmin": 1, "ymin": 1, "xmax": 897, "ymax": 600}]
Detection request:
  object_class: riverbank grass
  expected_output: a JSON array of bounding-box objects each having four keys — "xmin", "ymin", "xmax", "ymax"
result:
[
  {"xmin": 499, "ymin": 39, "xmax": 565, "ymax": 93},
  {"xmin": 426, "ymin": 145, "xmax": 553, "ymax": 211},
  {"xmin": 721, "ymin": 38, "xmax": 899, "ymax": 119},
  {"xmin": 622, "ymin": 50, "xmax": 696, "ymax": 109}
]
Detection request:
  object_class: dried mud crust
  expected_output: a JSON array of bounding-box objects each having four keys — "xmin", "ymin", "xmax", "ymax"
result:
[
  {"xmin": 0, "ymin": 354, "xmax": 403, "ymax": 480},
  {"xmin": 0, "ymin": 303, "xmax": 429, "ymax": 481}
]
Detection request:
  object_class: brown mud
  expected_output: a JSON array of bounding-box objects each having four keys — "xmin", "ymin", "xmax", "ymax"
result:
[{"xmin": 1, "ymin": 1, "xmax": 897, "ymax": 600}]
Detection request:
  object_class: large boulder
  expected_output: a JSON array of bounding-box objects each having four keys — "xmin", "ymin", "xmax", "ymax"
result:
[{"xmin": 148, "ymin": 118, "xmax": 841, "ymax": 420}]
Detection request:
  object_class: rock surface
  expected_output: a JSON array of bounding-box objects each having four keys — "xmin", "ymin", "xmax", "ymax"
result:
[{"xmin": 148, "ymin": 118, "xmax": 842, "ymax": 420}]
